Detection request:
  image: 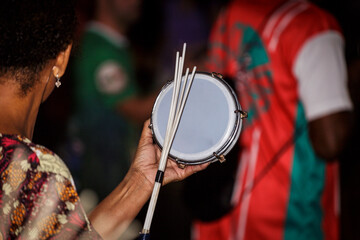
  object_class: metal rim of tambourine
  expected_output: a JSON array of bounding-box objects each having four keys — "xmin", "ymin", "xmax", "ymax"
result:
[{"xmin": 150, "ymin": 71, "xmax": 247, "ymax": 167}]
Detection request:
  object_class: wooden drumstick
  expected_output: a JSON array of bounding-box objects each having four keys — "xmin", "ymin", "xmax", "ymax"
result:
[
  {"xmin": 141, "ymin": 43, "xmax": 196, "ymax": 236},
  {"xmin": 170, "ymin": 66, "xmax": 196, "ymax": 140}
]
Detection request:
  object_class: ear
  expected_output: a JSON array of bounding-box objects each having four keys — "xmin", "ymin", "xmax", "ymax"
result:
[{"xmin": 52, "ymin": 44, "xmax": 72, "ymax": 77}]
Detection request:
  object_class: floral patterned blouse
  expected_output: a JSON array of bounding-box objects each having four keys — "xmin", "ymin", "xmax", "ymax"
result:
[{"xmin": 0, "ymin": 134, "xmax": 103, "ymax": 239}]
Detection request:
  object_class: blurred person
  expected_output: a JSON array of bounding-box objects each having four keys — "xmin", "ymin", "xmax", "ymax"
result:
[
  {"xmin": 0, "ymin": 0, "xmax": 207, "ymax": 239},
  {"xmin": 69, "ymin": 0, "xmax": 157, "ymax": 203},
  {"xmin": 189, "ymin": 0, "xmax": 353, "ymax": 239}
]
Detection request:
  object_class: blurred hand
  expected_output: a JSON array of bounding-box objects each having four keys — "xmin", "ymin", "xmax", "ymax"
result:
[{"xmin": 130, "ymin": 119, "xmax": 209, "ymax": 190}]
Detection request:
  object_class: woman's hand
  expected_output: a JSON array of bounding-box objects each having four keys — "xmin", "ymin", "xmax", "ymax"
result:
[
  {"xmin": 129, "ymin": 119, "xmax": 209, "ymax": 191},
  {"xmin": 90, "ymin": 119, "xmax": 208, "ymax": 240}
]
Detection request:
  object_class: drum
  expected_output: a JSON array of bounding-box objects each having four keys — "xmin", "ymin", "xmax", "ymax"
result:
[{"xmin": 150, "ymin": 72, "xmax": 246, "ymax": 166}]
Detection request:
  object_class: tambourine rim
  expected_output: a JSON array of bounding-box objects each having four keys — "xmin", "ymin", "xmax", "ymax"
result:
[{"xmin": 150, "ymin": 71, "xmax": 243, "ymax": 165}]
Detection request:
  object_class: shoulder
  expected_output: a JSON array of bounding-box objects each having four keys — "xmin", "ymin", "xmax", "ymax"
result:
[
  {"xmin": 0, "ymin": 134, "xmax": 101, "ymax": 239},
  {"xmin": 288, "ymin": 3, "xmax": 341, "ymax": 36},
  {"xmin": 75, "ymin": 29, "xmax": 130, "ymax": 80},
  {"xmin": 271, "ymin": 2, "xmax": 343, "ymax": 66},
  {"xmin": 79, "ymin": 28, "xmax": 129, "ymax": 63},
  {"xmin": 0, "ymin": 134, "xmax": 72, "ymax": 181},
  {"xmin": 0, "ymin": 134, "xmax": 74, "ymax": 202},
  {"xmin": 75, "ymin": 30, "xmax": 133, "ymax": 95}
]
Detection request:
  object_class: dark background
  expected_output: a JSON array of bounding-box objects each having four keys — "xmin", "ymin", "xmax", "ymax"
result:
[{"xmin": 33, "ymin": 0, "xmax": 360, "ymax": 239}]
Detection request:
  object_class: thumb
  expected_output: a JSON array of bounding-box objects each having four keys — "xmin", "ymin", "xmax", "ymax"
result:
[{"xmin": 138, "ymin": 119, "xmax": 154, "ymax": 147}]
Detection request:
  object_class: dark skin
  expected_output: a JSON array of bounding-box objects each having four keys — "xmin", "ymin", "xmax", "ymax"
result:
[
  {"xmin": 309, "ymin": 111, "xmax": 353, "ymax": 161},
  {"xmin": 0, "ymin": 44, "xmax": 209, "ymax": 240}
]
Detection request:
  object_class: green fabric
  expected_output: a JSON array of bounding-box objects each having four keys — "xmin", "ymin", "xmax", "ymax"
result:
[
  {"xmin": 284, "ymin": 103, "xmax": 325, "ymax": 240},
  {"xmin": 236, "ymin": 23, "xmax": 273, "ymax": 126},
  {"xmin": 69, "ymin": 26, "xmax": 140, "ymax": 200},
  {"xmin": 73, "ymin": 29, "xmax": 138, "ymax": 108}
]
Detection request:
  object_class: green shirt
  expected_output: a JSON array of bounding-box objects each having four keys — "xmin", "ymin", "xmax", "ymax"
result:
[{"xmin": 70, "ymin": 22, "xmax": 139, "ymax": 200}]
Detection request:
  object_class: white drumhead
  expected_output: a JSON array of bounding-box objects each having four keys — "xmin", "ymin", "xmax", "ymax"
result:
[{"xmin": 152, "ymin": 73, "xmax": 240, "ymax": 164}]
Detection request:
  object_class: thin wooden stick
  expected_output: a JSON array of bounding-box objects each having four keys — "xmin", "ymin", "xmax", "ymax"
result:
[
  {"xmin": 158, "ymin": 46, "xmax": 186, "ymax": 172},
  {"xmin": 176, "ymin": 68, "xmax": 190, "ymax": 115},
  {"xmin": 164, "ymin": 52, "xmax": 180, "ymax": 146},
  {"xmin": 170, "ymin": 66, "xmax": 197, "ymax": 140},
  {"xmin": 142, "ymin": 43, "xmax": 195, "ymax": 234}
]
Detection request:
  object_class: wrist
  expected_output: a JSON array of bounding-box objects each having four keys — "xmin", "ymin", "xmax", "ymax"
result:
[
  {"xmin": 126, "ymin": 166, "xmax": 154, "ymax": 195},
  {"xmin": 89, "ymin": 167, "xmax": 154, "ymax": 239}
]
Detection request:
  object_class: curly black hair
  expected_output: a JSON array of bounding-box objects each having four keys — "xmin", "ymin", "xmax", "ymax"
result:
[{"xmin": 0, "ymin": 0, "xmax": 77, "ymax": 95}]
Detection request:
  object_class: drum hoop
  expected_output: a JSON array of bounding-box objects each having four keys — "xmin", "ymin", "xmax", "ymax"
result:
[{"xmin": 150, "ymin": 71, "xmax": 243, "ymax": 165}]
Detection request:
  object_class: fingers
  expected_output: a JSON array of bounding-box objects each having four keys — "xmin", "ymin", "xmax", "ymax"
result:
[
  {"xmin": 163, "ymin": 161, "xmax": 210, "ymax": 185},
  {"xmin": 190, "ymin": 162, "xmax": 210, "ymax": 173},
  {"xmin": 138, "ymin": 119, "xmax": 154, "ymax": 147},
  {"xmin": 183, "ymin": 162, "xmax": 210, "ymax": 178}
]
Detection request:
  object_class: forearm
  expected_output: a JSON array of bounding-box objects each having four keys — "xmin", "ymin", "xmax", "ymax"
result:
[
  {"xmin": 88, "ymin": 169, "xmax": 153, "ymax": 240},
  {"xmin": 88, "ymin": 119, "xmax": 208, "ymax": 239},
  {"xmin": 309, "ymin": 111, "xmax": 353, "ymax": 161}
]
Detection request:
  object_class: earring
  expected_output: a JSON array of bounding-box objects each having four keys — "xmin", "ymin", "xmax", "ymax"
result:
[{"xmin": 55, "ymin": 73, "xmax": 61, "ymax": 88}]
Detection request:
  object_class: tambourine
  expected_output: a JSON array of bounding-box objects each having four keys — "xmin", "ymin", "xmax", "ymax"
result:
[{"xmin": 150, "ymin": 72, "xmax": 247, "ymax": 167}]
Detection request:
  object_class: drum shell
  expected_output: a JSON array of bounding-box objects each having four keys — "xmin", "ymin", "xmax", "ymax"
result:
[{"xmin": 150, "ymin": 72, "xmax": 243, "ymax": 165}]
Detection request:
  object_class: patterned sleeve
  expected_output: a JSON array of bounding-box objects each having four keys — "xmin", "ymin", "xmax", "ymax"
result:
[{"xmin": 0, "ymin": 135, "xmax": 103, "ymax": 239}]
